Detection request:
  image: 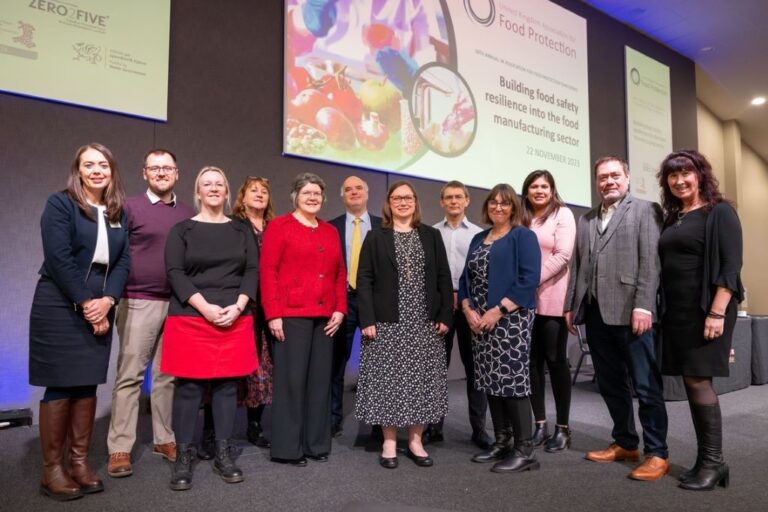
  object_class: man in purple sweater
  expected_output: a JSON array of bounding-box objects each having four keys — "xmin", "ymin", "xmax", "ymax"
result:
[{"xmin": 107, "ymin": 149, "xmax": 195, "ymax": 477}]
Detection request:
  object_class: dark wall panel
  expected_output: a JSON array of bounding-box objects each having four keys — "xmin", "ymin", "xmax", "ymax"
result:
[{"xmin": 0, "ymin": 0, "xmax": 695, "ymax": 409}]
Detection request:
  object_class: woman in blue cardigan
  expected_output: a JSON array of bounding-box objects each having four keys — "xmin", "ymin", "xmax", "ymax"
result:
[
  {"xmin": 459, "ymin": 183, "xmax": 541, "ymax": 473},
  {"xmin": 29, "ymin": 143, "xmax": 130, "ymax": 501}
]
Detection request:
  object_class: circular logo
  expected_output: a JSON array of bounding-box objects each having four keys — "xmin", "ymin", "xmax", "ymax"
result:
[
  {"xmin": 630, "ymin": 68, "xmax": 640, "ymax": 85},
  {"xmin": 464, "ymin": 0, "xmax": 495, "ymax": 27}
]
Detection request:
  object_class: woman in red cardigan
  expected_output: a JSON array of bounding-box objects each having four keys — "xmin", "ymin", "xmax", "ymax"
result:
[{"xmin": 260, "ymin": 172, "xmax": 347, "ymax": 465}]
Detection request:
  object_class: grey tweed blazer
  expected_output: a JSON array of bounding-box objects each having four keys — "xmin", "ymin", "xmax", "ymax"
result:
[{"xmin": 565, "ymin": 194, "xmax": 662, "ymax": 326}]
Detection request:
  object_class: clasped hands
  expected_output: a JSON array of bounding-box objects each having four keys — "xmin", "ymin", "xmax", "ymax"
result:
[
  {"xmin": 81, "ymin": 297, "xmax": 113, "ymax": 335},
  {"xmin": 464, "ymin": 306, "xmax": 502, "ymax": 334},
  {"xmin": 201, "ymin": 303, "xmax": 242, "ymax": 328}
]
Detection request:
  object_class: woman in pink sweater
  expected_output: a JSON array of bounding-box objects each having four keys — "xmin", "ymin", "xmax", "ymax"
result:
[{"xmin": 521, "ymin": 170, "xmax": 576, "ymax": 453}]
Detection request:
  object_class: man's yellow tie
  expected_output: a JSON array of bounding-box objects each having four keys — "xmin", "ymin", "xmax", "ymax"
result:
[{"xmin": 349, "ymin": 217, "xmax": 362, "ymax": 289}]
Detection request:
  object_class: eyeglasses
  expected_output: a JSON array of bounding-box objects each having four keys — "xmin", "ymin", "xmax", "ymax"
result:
[
  {"xmin": 299, "ymin": 190, "xmax": 323, "ymax": 198},
  {"xmin": 390, "ymin": 195, "xmax": 415, "ymax": 204},
  {"xmin": 488, "ymin": 200, "xmax": 512, "ymax": 209},
  {"xmin": 145, "ymin": 165, "xmax": 177, "ymax": 175}
]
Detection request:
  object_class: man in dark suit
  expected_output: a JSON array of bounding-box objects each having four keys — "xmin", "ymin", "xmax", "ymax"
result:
[
  {"xmin": 565, "ymin": 156, "xmax": 669, "ymax": 481},
  {"xmin": 329, "ymin": 176, "xmax": 382, "ymax": 437}
]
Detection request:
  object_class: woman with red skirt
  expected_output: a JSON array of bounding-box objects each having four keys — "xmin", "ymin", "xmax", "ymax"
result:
[{"xmin": 161, "ymin": 166, "xmax": 258, "ymax": 490}]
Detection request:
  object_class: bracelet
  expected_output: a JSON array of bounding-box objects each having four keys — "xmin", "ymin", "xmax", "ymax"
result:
[{"xmin": 707, "ymin": 311, "xmax": 725, "ymax": 319}]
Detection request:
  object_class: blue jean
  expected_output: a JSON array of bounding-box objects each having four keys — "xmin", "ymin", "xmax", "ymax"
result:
[{"xmin": 585, "ymin": 302, "xmax": 668, "ymax": 458}]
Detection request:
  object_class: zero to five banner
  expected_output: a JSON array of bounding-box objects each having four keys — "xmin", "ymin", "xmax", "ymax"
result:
[{"xmin": 0, "ymin": 0, "xmax": 171, "ymax": 120}]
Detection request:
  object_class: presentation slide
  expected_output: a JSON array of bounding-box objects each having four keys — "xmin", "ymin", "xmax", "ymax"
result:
[
  {"xmin": 283, "ymin": 0, "xmax": 591, "ymax": 206},
  {"xmin": 0, "ymin": 0, "xmax": 170, "ymax": 120},
  {"xmin": 625, "ymin": 46, "xmax": 672, "ymax": 203}
]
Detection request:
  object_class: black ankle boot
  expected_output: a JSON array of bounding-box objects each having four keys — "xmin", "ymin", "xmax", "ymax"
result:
[
  {"xmin": 213, "ymin": 440, "xmax": 244, "ymax": 483},
  {"xmin": 491, "ymin": 440, "xmax": 540, "ymax": 473},
  {"xmin": 246, "ymin": 421, "xmax": 270, "ymax": 448},
  {"xmin": 170, "ymin": 444, "xmax": 194, "ymax": 491},
  {"xmin": 532, "ymin": 422, "xmax": 549, "ymax": 446},
  {"xmin": 544, "ymin": 425, "xmax": 571, "ymax": 453},
  {"xmin": 679, "ymin": 404, "xmax": 729, "ymax": 491},
  {"xmin": 197, "ymin": 429, "xmax": 215, "ymax": 460},
  {"xmin": 472, "ymin": 428, "xmax": 511, "ymax": 463}
]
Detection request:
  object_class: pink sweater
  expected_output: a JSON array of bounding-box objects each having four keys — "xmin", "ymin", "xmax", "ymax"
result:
[{"xmin": 530, "ymin": 207, "xmax": 576, "ymax": 317}]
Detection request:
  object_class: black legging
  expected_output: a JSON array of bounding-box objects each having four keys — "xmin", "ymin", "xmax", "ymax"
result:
[
  {"xmin": 173, "ymin": 378, "xmax": 238, "ymax": 444},
  {"xmin": 529, "ymin": 315, "xmax": 571, "ymax": 425}
]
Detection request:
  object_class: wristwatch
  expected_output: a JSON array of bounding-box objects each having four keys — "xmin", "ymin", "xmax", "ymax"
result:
[{"xmin": 498, "ymin": 303, "xmax": 510, "ymax": 315}]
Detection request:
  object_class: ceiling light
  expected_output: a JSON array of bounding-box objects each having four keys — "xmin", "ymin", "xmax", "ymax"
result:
[
  {"xmin": 699, "ymin": 46, "xmax": 714, "ymax": 53},
  {"xmin": 751, "ymin": 97, "xmax": 766, "ymax": 106}
]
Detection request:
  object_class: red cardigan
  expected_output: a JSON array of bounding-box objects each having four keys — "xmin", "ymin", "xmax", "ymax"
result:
[{"xmin": 260, "ymin": 213, "xmax": 347, "ymax": 320}]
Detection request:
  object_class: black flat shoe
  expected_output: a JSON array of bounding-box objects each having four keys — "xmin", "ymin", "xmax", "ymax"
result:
[
  {"xmin": 379, "ymin": 456, "xmax": 398, "ymax": 469},
  {"xmin": 406, "ymin": 450, "xmax": 434, "ymax": 467},
  {"xmin": 271, "ymin": 456, "xmax": 308, "ymax": 467},
  {"xmin": 306, "ymin": 454, "xmax": 329, "ymax": 462}
]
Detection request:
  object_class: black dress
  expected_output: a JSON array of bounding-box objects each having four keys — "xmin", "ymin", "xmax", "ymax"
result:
[
  {"xmin": 355, "ymin": 230, "xmax": 448, "ymax": 427},
  {"xmin": 659, "ymin": 208, "xmax": 735, "ymax": 376}
]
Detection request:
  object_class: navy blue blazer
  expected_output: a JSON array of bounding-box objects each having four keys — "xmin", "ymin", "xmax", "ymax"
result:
[
  {"xmin": 38, "ymin": 192, "xmax": 131, "ymax": 304},
  {"xmin": 458, "ymin": 226, "xmax": 541, "ymax": 310},
  {"xmin": 329, "ymin": 212, "xmax": 382, "ymax": 275}
]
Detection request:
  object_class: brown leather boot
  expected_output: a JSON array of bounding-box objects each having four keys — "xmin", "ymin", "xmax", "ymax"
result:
[
  {"xmin": 68, "ymin": 397, "xmax": 104, "ymax": 493},
  {"xmin": 39, "ymin": 399, "xmax": 83, "ymax": 501}
]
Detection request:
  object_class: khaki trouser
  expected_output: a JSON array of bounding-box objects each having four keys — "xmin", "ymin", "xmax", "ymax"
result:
[{"xmin": 107, "ymin": 298, "xmax": 175, "ymax": 453}]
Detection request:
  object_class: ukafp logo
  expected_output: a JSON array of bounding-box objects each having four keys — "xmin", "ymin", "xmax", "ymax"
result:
[{"xmin": 464, "ymin": 0, "xmax": 496, "ymax": 27}]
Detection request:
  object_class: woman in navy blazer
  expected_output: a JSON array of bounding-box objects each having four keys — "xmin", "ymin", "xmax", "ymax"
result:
[
  {"xmin": 29, "ymin": 143, "xmax": 130, "ymax": 501},
  {"xmin": 459, "ymin": 183, "xmax": 541, "ymax": 474}
]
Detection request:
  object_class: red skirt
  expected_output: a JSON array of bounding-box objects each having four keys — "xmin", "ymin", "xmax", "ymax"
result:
[{"xmin": 161, "ymin": 315, "xmax": 258, "ymax": 379}]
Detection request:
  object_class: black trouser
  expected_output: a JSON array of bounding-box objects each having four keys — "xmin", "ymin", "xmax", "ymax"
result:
[
  {"xmin": 441, "ymin": 308, "xmax": 487, "ymax": 434},
  {"xmin": 585, "ymin": 302, "xmax": 668, "ymax": 458},
  {"xmin": 331, "ymin": 290, "xmax": 359, "ymax": 427},
  {"xmin": 271, "ymin": 317, "xmax": 333, "ymax": 459},
  {"xmin": 487, "ymin": 394, "xmax": 532, "ymax": 441},
  {"xmin": 529, "ymin": 315, "xmax": 572, "ymax": 425},
  {"xmin": 173, "ymin": 378, "xmax": 237, "ymax": 444}
]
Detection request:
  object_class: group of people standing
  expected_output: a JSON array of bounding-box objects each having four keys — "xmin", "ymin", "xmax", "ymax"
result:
[{"xmin": 28, "ymin": 143, "xmax": 742, "ymax": 501}]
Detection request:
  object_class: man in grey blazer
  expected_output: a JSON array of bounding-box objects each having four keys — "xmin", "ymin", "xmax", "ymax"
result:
[{"xmin": 565, "ymin": 156, "xmax": 669, "ymax": 481}]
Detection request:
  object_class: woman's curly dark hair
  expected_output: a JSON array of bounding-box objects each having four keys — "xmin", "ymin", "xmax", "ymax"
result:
[{"xmin": 656, "ymin": 149, "xmax": 725, "ymax": 226}]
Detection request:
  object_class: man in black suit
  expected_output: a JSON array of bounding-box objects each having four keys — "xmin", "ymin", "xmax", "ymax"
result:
[{"xmin": 329, "ymin": 176, "xmax": 382, "ymax": 437}]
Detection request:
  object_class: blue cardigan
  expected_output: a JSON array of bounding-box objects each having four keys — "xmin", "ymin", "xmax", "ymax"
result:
[
  {"xmin": 458, "ymin": 226, "xmax": 541, "ymax": 310},
  {"xmin": 38, "ymin": 192, "xmax": 130, "ymax": 304}
]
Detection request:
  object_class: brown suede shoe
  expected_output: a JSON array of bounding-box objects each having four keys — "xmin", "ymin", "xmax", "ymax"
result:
[
  {"xmin": 153, "ymin": 442, "xmax": 177, "ymax": 462},
  {"xmin": 585, "ymin": 443, "xmax": 641, "ymax": 463},
  {"xmin": 107, "ymin": 452, "xmax": 132, "ymax": 478},
  {"xmin": 628, "ymin": 455, "xmax": 670, "ymax": 481}
]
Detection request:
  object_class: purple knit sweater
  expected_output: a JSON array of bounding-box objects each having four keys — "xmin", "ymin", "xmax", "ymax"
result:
[{"xmin": 123, "ymin": 193, "xmax": 195, "ymax": 300}]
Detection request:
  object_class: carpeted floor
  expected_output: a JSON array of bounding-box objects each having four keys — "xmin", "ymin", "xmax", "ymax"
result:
[{"xmin": 1, "ymin": 374, "xmax": 766, "ymax": 512}]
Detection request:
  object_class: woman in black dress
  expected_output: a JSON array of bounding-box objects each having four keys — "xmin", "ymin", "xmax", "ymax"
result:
[
  {"xmin": 29, "ymin": 143, "xmax": 129, "ymax": 501},
  {"xmin": 162, "ymin": 166, "xmax": 259, "ymax": 490},
  {"xmin": 459, "ymin": 184, "xmax": 541, "ymax": 473},
  {"xmin": 657, "ymin": 150, "xmax": 743, "ymax": 491},
  {"xmin": 355, "ymin": 181, "xmax": 453, "ymax": 469}
]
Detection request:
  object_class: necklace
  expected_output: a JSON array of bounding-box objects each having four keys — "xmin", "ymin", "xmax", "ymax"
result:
[
  {"xmin": 674, "ymin": 202, "xmax": 703, "ymax": 227},
  {"xmin": 486, "ymin": 227, "xmax": 511, "ymax": 243}
]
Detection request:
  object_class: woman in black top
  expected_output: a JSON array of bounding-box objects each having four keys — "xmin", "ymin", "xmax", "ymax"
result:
[
  {"xmin": 29, "ymin": 143, "xmax": 129, "ymax": 501},
  {"xmin": 657, "ymin": 150, "xmax": 743, "ymax": 491},
  {"xmin": 162, "ymin": 166, "xmax": 258, "ymax": 490}
]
